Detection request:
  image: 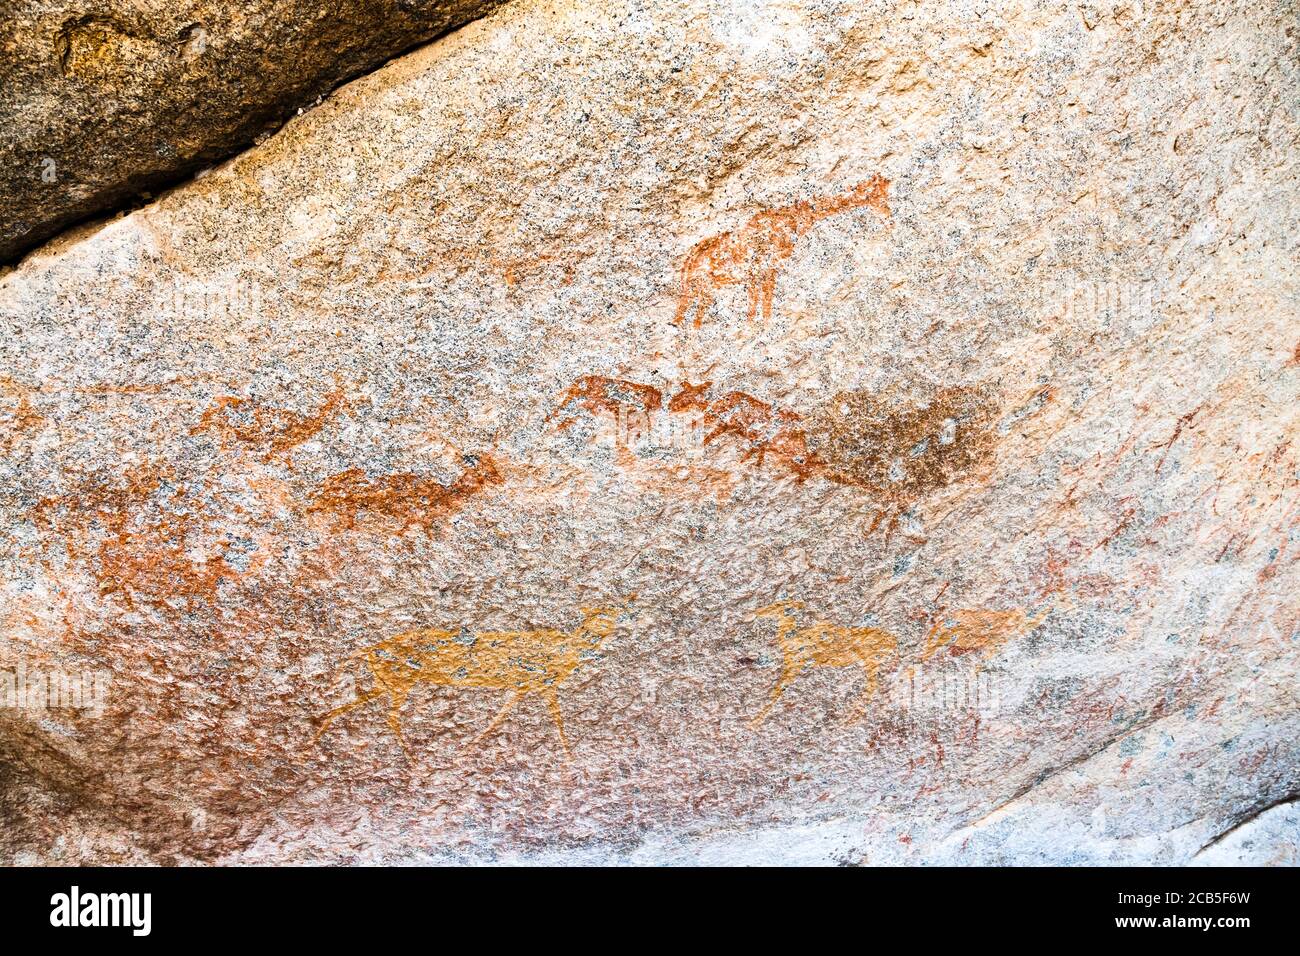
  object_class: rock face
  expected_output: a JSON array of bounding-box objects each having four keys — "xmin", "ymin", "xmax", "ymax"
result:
[
  {"xmin": 0, "ymin": 0, "xmax": 504, "ymax": 263},
  {"xmin": 1, "ymin": 0, "xmax": 1297, "ymax": 865}
]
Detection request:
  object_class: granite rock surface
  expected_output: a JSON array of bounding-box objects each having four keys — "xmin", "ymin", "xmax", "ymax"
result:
[{"xmin": 0, "ymin": 0, "xmax": 1296, "ymax": 864}]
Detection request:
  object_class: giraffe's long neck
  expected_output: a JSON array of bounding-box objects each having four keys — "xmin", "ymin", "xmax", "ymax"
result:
[{"xmin": 811, "ymin": 177, "xmax": 889, "ymax": 224}]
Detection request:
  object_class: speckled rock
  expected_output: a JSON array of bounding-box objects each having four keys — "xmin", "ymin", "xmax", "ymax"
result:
[
  {"xmin": 0, "ymin": 0, "xmax": 505, "ymax": 263},
  {"xmin": 0, "ymin": 0, "xmax": 1297, "ymax": 865}
]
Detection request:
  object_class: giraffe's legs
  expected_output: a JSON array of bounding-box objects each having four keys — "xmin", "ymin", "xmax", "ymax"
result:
[
  {"xmin": 467, "ymin": 690, "xmax": 523, "ymax": 750},
  {"xmin": 545, "ymin": 689, "xmax": 571, "ymax": 759}
]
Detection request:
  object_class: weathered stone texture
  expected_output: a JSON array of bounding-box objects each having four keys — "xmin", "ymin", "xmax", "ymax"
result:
[
  {"xmin": 0, "ymin": 0, "xmax": 1297, "ymax": 864},
  {"xmin": 0, "ymin": 0, "xmax": 504, "ymax": 263}
]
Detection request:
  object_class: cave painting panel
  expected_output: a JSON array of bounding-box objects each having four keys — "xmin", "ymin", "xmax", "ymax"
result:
[{"xmin": 24, "ymin": 166, "xmax": 1055, "ymax": 767}]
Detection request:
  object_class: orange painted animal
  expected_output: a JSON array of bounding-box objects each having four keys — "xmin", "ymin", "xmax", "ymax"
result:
[
  {"xmin": 921, "ymin": 605, "xmax": 1054, "ymax": 666},
  {"xmin": 31, "ymin": 462, "xmax": 251, "ymax": 612},
  {"xmin": 669, "ymin": 383, "xmax": 824, "ymax": 480},
  {"xmin": 548, "ymin": 375, "xmax": 663, "ymax": 430},
  {"xmin": 675, "ymin": 176, "xmax": 890, "ymax": 328},
  {"xmin": 750, "ymin": 600, "xmax": 899, "ymax": 727},
  {"xmin": 308, "ymin": 454, "xmax": 502, "ymax": 532},
  {"xmin": 191, "ymin": 385, "xmax": 348, "ymax": 460},
  {"xmin": 315, "ymin": 599, "xmax": 633, "ymax": 758}
]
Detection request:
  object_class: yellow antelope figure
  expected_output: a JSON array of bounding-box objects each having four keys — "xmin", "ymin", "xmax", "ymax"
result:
[
  {"xmin": 750, "ymin": 600, "xmax": 899, "ymax": 727},
  {"xmin": 920, "ymin": 604, "xmax": 1053, "ymax": 667},
  {"xmin": 315, "ymin": 599, "xmax": 633, "ymax": 758}
]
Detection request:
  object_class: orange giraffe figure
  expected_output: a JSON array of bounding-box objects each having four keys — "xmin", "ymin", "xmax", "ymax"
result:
[
  {"xmin": 315, "ymin": 600, "xmax": 633, "ymax": 758},
  {"xmin": 750, "ymin": 600, "xmax": 899, "ymax": 727},
  {"xmin": 675, "ymin": 176, "xmax": 890, "ymax": 328}
]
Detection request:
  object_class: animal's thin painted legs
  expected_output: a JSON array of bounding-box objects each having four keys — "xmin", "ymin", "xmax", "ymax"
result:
[
  {"xmin": 676, "ymin": 287, "xmax": 696, "ymax": 329},
  {"xmin": 689, "ymin": 286, "xmax": 712, "ymax": 330},
  {"xmin": 846, "ymin": 660, "xmax": 880, "ymax": 724},
  {"xmin": 386, "ymin": 689, "xmax": 413, "ymax": 759},
  {"xmin": 545, "ymin": 689, "xmax": 571, "ymax": 758},
  {"xmin": 468, "ymin": 690, "xmax": 523, "ymax": 750},
  {"xmin": 751, "ymin": 662, "xmax": 798, "ymax": 727},
  {"xmin": 865, "ymin": 508, "xmax": 904, "ymax": 544},
  {"xmin": 675, "ymin": 275, "xmax": 707, "ymax": 329},
  {"xmin": 758, "ymin": 269, "xmax": 778, "ymax": 323},
  {"xmin": 314, "ymin": 686, "xmax": 387, "ymax": 744},
  {"xmin": 746, "ymin": 277, "xmax": 763, "ymax": 321}
]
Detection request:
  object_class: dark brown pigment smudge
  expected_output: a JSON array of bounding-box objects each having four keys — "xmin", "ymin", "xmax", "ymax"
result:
[{"xmin": 804, "ymin": 384, "xmax": 997, "ymax": 505}]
